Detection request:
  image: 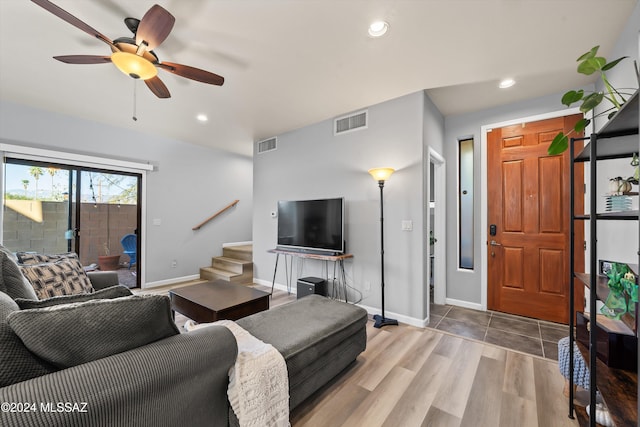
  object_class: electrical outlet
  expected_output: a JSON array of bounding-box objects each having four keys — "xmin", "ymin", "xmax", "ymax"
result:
[
  {"xmin": 171, "ymin": 260, "xmax": 177, "ymax": 268},
  {"xmin": 364, "ymin": 280, "xmax": 371, "ymax": 291}
]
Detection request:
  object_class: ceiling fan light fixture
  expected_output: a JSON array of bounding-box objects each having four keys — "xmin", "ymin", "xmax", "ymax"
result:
[{"xmin": 111, "ymin": 51, "xmax": 157, "ymax": 80}]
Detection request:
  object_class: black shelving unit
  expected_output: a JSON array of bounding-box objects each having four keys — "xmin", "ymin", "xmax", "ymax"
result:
[{"xmin": 569, "ymin": 91, "xmax": 639, "ymax": 427}]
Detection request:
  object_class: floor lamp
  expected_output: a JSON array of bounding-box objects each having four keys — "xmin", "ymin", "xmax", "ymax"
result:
[{"xmin": 368, "ymin": 167, "xmax": 398, "ymax": 328}]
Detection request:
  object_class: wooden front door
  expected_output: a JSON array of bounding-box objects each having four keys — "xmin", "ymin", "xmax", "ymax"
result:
[{"xmin": 487, "ymin": 115, "xmax": 584, "ymax": 323}]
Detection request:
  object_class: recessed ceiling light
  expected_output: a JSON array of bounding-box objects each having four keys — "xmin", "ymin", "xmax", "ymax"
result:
[
  {"xmin": 196, "ymin": 114, "xmax": 208, "ymax": 122},
  {"xmin": 368, "ymin": 21, "xmax": 389, "ymax": 37},
  {"xmin": 499, "ymin": 78, "xmax": 516, "ymax": 89}
]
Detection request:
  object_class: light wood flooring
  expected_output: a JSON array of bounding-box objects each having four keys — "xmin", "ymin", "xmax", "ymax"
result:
[{"xmin": 137, "ymin": 282, "xmax": 578, "ymax": 427}]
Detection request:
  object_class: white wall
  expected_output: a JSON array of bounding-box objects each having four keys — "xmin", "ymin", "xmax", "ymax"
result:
[
  {"xmin": 253, "ymin": 91, "xmax": 441, "ymax": 324},
  {"xmin": 0, "ymin": 100, "xmax": 254, "ymax": 285}
]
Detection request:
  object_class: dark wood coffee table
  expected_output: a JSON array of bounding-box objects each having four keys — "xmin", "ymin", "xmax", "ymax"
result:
[{"xmin": 169, "ymin": 280, "xmax": 270, "ymax": 323}]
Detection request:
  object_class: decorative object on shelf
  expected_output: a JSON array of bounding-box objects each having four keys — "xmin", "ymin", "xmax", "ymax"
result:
[
  {"xmin": 368, "ymin": 167, "xmax": 398, "ymax": 328},
  {"xmin": 547, "ymin": 45, "xmax": 636, "ymax": 155},
  {"xmin": 604, "ymin": 194, "xmax": 632, "ymax": 212},
  {"xmin": 607, "ymin": 176, "xmax": 632, "ymax": 195},
  {"xmin": 601, "ymin": 262, "xmax": 634, "ymax": 319}
]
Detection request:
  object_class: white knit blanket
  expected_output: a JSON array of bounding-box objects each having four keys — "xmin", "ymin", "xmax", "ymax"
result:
[{"xmin": 184, "ymin": 319, "xmax": 289, "ymax": 427}]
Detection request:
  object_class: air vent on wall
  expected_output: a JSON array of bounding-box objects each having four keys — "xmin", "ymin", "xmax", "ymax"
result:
[
  {"xmin": 334, "ymin": 110, "xmax": 368, "ymax": 135},
  {"xmin": 257, "ymin": 137, "xmax": 277, "ymax": 154}
]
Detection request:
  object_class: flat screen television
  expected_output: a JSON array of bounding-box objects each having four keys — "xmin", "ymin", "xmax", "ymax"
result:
[{"xmin": 277, "ymin": 197, "xmax": 344, "ymax": 254}]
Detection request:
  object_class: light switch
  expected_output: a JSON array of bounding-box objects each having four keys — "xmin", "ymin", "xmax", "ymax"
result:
[
  {"xmin": 153, "ymin": 218, "xmax": 162, "ymax": 226},
  {"xmin": 402, "ymin": 220, "xmax": 413, "ymax": 231}
]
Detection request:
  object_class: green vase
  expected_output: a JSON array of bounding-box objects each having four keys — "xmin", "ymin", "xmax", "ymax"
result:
[{"xmin": 601, "ymin": 291, "xmax": 627, "ymax": 320}]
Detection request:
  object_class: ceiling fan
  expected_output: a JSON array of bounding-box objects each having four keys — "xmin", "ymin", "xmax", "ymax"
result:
[{"xmin": 31, "ymin": 0, "xmax": 224, "ymax": 98}]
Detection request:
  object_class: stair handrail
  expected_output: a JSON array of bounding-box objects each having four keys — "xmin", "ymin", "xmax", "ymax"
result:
[{"xmin": 192, "ymin": 199, "xmax": 240, "ymax": 230}]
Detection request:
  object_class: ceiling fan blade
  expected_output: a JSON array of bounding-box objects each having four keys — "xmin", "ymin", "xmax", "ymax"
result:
[
  {"xmin": 136, "ymin": 5, "xmax": 175, "ymax": 51},
  {"xmin": 145, "ymin": 76, "xmax": 171, "ymax": 98},
  {"xmin": 158, "ymin": 62, "xmax": 225, "ymax": 86},
  {"xmin": 31, "ymin": 0, "xmax": 115, "ymax": 48},
  {"xmin": 54, "ymin": 55, "xmax": 112, "ymax": 64}
]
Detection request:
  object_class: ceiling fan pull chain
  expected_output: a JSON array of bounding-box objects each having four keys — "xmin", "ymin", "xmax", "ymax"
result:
[{"xmin": 132, "ymin": 80, "xmax": 138, "ymax": 121}]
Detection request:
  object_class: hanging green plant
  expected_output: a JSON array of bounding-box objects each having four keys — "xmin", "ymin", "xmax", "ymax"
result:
[{"xmin": 547, "ymin": 46, "xmax": 633, "ymax": 155}]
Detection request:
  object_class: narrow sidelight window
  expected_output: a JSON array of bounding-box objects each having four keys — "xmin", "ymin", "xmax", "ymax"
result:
[{"xmin": 459, "ymin": 138, "xmax": 474, "ymax": 269}]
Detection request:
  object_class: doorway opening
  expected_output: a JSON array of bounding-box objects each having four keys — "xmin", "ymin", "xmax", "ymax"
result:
[
  {"xmin": 428, "ymin": 148, "xmax": 446, "ymax": 306},
  {"xmin": 2, "ymin": 158, "xmax": 142, "ymax": 288}
]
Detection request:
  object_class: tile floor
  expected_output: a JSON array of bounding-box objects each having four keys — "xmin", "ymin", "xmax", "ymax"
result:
[{"xmin": 428, "ymin": 303, "xmax": 569, "ymax": 360}]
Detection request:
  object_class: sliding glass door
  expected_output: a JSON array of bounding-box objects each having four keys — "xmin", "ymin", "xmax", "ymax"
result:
[{"xmin": 3, "ymin": 158, "xmax": 141, "ymax": 287}]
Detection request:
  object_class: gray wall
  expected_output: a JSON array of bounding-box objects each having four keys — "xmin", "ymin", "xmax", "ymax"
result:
[
  {"xmin": 0, "ymin": 100, "xmax": 253, "ymax": 285},
  {"xmin": 593, "ymin": 1, "xmax": 639, "ymax": 131},
  {"xmin": 253, "ymin": 91, "xmax": 443, "ymax": 323},
  {"xmin": 442, "ymin": 1, "xmax": 639, "ymax": 306},
  {"xmin": 422, "ymin": 93, "xmax": 445, "ymax": 316},
  {"xmin": 443, "ymin": 91, "xmax": 586, "ymax": 305},
  {"xmin": 423, "ymin": 93, "xmax": 445, "ymax": 155},
  {"xmin": 591, "ymin": 2, "xmax": 640, "ymax": 269}
]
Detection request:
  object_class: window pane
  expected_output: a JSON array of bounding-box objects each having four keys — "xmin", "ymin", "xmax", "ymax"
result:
[
  {"xmin": 459, "ymin": 138, "xmax": 474, "ymax": 269},
  {"xmin": 3, "ymin": 161, "xmax": 71, "ymax": 254}
]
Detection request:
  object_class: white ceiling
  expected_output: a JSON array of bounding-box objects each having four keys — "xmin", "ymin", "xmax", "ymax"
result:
[{"xmin": 0, "ymin": 1, "xmax": 636, "ymax": 157}]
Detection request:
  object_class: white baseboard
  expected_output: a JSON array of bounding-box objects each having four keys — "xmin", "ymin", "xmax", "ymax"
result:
[
  {"xmin": 444, "ymin": 298, "xmax": 483, "ymax": 311},
  {"xmin": 256, "ymin": 278, "xmax": 427, "ymax": 327},
  {"xmin": 253, "ymin": 278, "xmax": 296, "ymax": 294},
  {"xmin": 143, "ymin": 274, "xmax": 200, "ymax": 289},
  {"xmin": 356, "ymin": 303, "xmax": 427, "ymax": 328}
]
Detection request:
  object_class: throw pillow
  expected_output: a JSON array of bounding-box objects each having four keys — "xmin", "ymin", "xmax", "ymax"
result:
[
  {"xmin": 15, "ymin": 285, "xmax": 132, "ymax": 309},
  {"xmin": 0, "ymin": 244, "xmax": 18, "ymax": 261},
  {"xmin": 0, "ymin": 251, "xmax": 38, "ymax": 300},
  {"xmin": 0, "ymin": 291, "xmax": 56, "ymax": 387},
  {"xmin": 8, "ymin": 294, "xmax": 180, "ymax": 369},
  {"xmin": 19, "ymin": 257, "xmax": 94, "ymax": 299},
  {"xmin": 17, "ymin": 251, "xmax": 78, "ymax": 265}
]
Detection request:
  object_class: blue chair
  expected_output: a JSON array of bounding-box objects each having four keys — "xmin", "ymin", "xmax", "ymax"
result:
[{"xmin": 120, "ymin": 234, "xmax": 137, "ymax": 270}]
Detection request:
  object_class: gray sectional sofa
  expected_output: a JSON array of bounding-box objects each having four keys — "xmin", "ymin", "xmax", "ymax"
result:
[{"xmin": 0, "ymin": 248, "xmax": 368, "ymax": 427}]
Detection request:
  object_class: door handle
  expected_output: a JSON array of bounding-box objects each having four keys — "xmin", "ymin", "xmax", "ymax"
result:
[{"xmin": 490, "ymin": 240, "xmax": 501, "ymax": 246}]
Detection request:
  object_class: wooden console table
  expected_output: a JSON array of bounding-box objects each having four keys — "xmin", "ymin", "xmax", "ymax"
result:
[{"xmin": 267, "ymin": 249, "xmax": 354, "ymax": 302}]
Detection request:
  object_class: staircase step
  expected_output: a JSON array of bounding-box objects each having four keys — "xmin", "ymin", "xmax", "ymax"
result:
[
  {"xmin": 212, "ymin": 256, "xmax": 253, "ymax": 274},
  {"xmin": 199, "ymin": 267, "xmax": 253, "ymax": 285},
  {"xmin": 222, "ymin": 245, "xmax": 253, "ymax": 262}
]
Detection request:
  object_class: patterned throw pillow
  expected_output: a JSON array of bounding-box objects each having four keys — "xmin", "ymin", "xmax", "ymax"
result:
[
  {"xmin": 19, "ymin": 257, "xmax": 93, "ymax": 299},
  {"xmin": 17, "ymin": 251, "xmax": 78, "ymax": 265}
]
